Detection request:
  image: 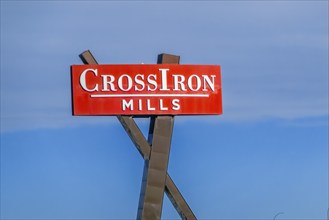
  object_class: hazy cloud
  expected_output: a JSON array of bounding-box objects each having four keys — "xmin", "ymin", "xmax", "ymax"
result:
[{"xmin": 1, "ymin": 1, "xmax": 328, "ymax": 132}]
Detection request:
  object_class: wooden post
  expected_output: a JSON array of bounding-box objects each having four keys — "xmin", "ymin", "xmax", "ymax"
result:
[{"xmin": 79, "ymin": 50, "xmax": 196, "ymax": 220}]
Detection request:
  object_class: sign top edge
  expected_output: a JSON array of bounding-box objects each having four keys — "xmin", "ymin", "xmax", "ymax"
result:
[{"xmin": 71, "ymin": 64, "xmax": 221, "ymax": 67}]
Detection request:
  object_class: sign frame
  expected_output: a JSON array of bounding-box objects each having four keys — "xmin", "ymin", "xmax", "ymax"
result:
[{"xmin": 71, "ymin": 63, "xmax": 222, "ymax": 116}]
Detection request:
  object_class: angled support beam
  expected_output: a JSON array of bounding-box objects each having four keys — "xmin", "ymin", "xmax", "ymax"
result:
[{"xmin": 79, "ymin": 50, "xmax": 196, "ymax": 220}]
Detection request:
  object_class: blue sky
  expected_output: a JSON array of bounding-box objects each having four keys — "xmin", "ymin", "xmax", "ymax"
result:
[{"xmin": 1, "ymin": 1, "xmax": 328, "ymax": 219}]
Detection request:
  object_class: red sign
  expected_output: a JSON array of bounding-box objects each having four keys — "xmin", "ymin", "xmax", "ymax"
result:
[{"xmin": 71, "ymin": 64, "xmax": 222, "ymax": 115}]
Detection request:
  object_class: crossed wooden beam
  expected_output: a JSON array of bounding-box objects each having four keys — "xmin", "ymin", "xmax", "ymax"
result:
[{"xmin": 79, "ymin": 50, "xmax": 196, "ymax": 220}]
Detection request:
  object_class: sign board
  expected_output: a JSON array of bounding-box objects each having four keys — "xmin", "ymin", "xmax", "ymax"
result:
[{"xmin": 71, "ymin": 64, "xmax": 222, "ymax": 115}]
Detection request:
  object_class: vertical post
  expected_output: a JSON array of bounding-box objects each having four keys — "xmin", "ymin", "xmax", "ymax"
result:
[{"xmin": 137, "ymin": 54, "xmax": 179, "ymax": 220}]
